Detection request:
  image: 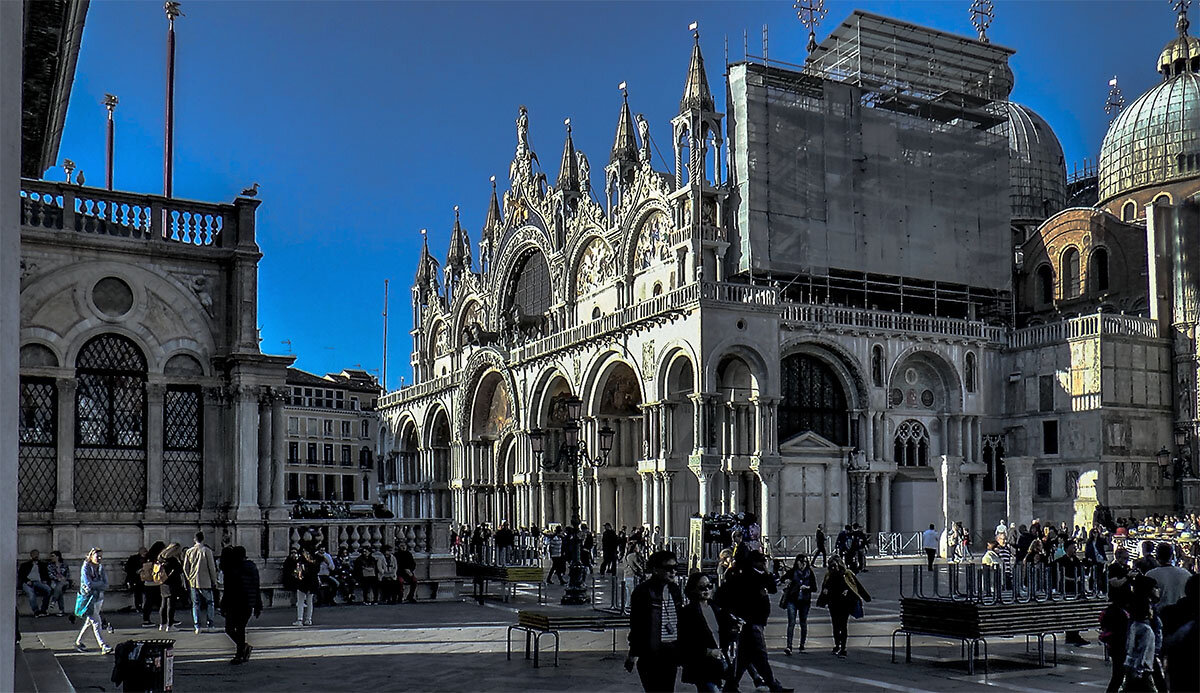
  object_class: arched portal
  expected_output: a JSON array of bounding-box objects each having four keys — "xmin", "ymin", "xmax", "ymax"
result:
[
  {"xmin": 587, "ymin": 361, "xmax": 645, "ymax": 533},
  {"xmin": 778, "ymin": 353, "xmax": 850, "ymax": 446},
  {"xmin": 428, "ymin": 409, "xmax": 451, "ymax": 521},
  {"xmin": 504, "ymin": 249, "xmax": 552, "ymax": 340}
]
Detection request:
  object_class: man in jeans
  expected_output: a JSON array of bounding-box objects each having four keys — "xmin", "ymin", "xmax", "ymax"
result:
[
  {"xmin": 17, "ymin": 550, "xmax": 51, "ymax": 616},
  {"xmin": 922, "ymin": 524, "xmax": 940, "ymax": 571},
  {"xmin": 183, "ymin": 532, "xmax": 219, "ymax": 633}
]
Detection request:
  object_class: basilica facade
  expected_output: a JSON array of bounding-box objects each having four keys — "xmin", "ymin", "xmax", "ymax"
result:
[{"xmin": 378, "ymin": 7, "xmax": 1200, "ymax": 544}]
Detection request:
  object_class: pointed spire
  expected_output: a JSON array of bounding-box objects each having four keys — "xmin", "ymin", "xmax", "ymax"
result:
[
  {"xmin": 556, "ymin": 118, "xmax": 580, "ymax": 193},
  {"xmin": 446, "ymin": 206, "xmax": 470, "ymax": 271},
  {"xmin": 680, "ymin": 30, "xmax": 715, "ymax": 113},
  {"xmin": 611, "ymin": 83, "xmax": 639, "ymax": 165},
  {"xmin": 483, "ymin": 175, "xmax": 503, "ymax": 234},
  {"xmin": 415, "ymin": 228, "xmax": 438, "ymax": 289}
]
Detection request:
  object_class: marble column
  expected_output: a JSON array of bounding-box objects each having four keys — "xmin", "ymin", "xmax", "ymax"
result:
[
  {"xmin": 864, "ymin": 411, "xmax": 875, "ymax": 462},
  {"xmin": 233, "ymin": 385, "xmax": 260, "ymax": 520},
  {"xmin": 727, "ymin": 472, "xmax": 739, "ymax": 514},
  {"xmin": 972, "ymin": 474, "xmax": 984, "ymax": 546},
  {"xmin": 881, "ymin": 473, "xmax": 892, "ymax": 532},
  {"xmin": 641, "ymin": 473, "xmax": 651, "ymax": 526},
  {"xmin": 257, "ymin": 389, "xmax": 273, "ymax": 507},
  {"xmin": 652, "ymin": 472, "xmax": 663, "ymax": 530},
  {"xmin": 145, "ymin": 383, "xmax": 165, "ymax": 514},
  {"xmin": 694, "ymin": 467, "xmax": 711, "ymax": 514},
  {"xmin": 270, "ymin": 390, "xmax": 287, "ymax": 509},
  {"xmin": 662, "ymin": 471, "xmax": 674, "ymax": 537},
  {"xmin": 53, "ymin": 378, "xmax": 76, "ymax": 515}
]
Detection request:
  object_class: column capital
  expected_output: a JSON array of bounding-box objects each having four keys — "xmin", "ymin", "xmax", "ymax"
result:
[{"xmin": 145, "ymin": 382, "xmax": 165, "ymax": 401}]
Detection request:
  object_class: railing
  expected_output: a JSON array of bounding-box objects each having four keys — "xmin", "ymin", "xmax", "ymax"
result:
[
  {"xmin": 451, "ymin": 535, "xmax": 546, "ymax": 566},
  {"xmin": 285, "ymin": 518, "xmax": 451, "ymax": 555},
  {"xmin": 877, "ymin": 531, "xmax": 926, "ymax": 557},
  {"xmin": 20, "ymin": 179, "xmax": 234, "ymax": 247},
  {"xmin": 700, "ymin": 281, "xmax": 779, "ymax": 307},
  {"xmin": 1011, "ymin": 312, "xmax": 1162, "ymax": 348},
  {"xmin": 379, "ymin": 373, "xmax": 458, "ymax": 408},
  {"xmin": 901, "ymin": 562, "xmax": 1109, "ymax": 605},
  {"xmin": 782, "ymin": 302, "xmax": 1005, "ymax": 342}
]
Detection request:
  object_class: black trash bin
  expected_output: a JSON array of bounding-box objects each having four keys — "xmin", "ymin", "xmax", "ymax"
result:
[{"xmin": 110, "ymin": 638, "xmax": 175, "ymax": 692}]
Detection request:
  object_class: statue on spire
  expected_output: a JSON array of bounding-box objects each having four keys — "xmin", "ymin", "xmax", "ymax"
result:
[
  {"xmin": 636, "ymin": 114, "xmax": 651, "ymax": 163},
  {"xmin": 516, "ymin": 105, "xmax": 530, "ymax": 157}
]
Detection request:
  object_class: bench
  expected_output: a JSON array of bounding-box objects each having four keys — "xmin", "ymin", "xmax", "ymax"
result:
[
  {"xmin": 457, "ymin": 562, "xmax": 547, "ymax": 604},
  {"xmin": 506, "ymin": 609, "xmax": 628, "ymax": 667},
  {"xmin": 892, "ymin": 597, "xmax": 1105, "ymax": 675}
]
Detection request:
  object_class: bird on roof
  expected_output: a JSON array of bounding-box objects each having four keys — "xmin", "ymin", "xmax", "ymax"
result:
[{"xmin": 241, "ymin": 182, "xmax": 260, "ymax": 197}]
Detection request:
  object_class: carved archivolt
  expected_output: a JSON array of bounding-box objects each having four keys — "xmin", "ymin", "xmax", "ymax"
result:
[
  {"xmin": 454, "ymin": 347, "xmax": 521, "ymax": 441},
  {"xmin": 575, "ymin": 236, "xmax": 614, "ymax": 298}
]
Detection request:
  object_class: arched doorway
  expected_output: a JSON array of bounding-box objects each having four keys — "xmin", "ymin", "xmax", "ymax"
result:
[
  {"xmin": 427, "ymin": 409, "xmax": 451, "ymax": 521},
  {"xmin": 716, "ymin": 354, "xmax": 759, "ymax": 516},
  {"xmin": 589, "ymin": 361, "xmax": 644, "ymax": 533},
  {"xmin": 504, "ymin": 249, "xmax": 552, "ymax": 341},
  {"xmin": 469, "ymin": 371, "xmax": 514, "ymax": 526}
]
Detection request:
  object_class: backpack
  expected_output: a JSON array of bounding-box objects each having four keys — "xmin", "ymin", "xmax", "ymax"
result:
[
  {"xmin": 150, "ymin": 561, "xmax": 167, "ymax": 585},
  {"xmin": 138, "ymin": 561, "xmax": 155, "ymax": 583}
]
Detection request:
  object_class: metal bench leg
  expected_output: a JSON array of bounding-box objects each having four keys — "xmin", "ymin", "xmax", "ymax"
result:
[
  {"xmin": 966, "ymin": 639, "xmax": 974, "ymax": 676},
  {"xmin": 506, "ymin": 625, "xmax": 515, "ymax": 661},
  {"xmin": 525, "ymin": 629, "xmax": 532, "ymax": 661},
  {"xmin": 906, "ymin": 633, "xmax": 912, "ymax": 663},
  {"xmin": 981, "ymin": 639, "xmax": 989, "ymax": 677},
  {"xmin": 552, "ymin": 631, "xmax": 560, "ymax": 666}
]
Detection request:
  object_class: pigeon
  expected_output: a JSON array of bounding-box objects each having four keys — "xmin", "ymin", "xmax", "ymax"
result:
[
  {"xmin": 240, "ymin": 182, "xmax": 260, "ymax": 197},
  {"xmin": 75, "ymin": 170, "xmax": 85, "ymax": 186}
]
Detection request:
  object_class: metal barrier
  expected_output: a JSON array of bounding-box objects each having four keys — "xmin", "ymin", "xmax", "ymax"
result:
[{"xmin": 900, "ymin": 562, "xmax": 1109, "ymax": 605}]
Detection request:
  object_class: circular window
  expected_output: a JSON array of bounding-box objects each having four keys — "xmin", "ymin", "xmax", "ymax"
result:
[
  {"xmin": 889, "ymin": 388, "xmax": 904, "ymax": 407},
  {"xmin": 921, "ymin": 389, "xmax": 934, "ymax": 407},
  {"xmin": 736, "ymin": 319, "xmax": 746, "ymax": 330},
  {"xmin": 92, "ymin": 277, "xmax": 133, "ymax": 317},
  {"xmin": 904, "ymin": 367, "xmax": 918, "ymax": 385}
]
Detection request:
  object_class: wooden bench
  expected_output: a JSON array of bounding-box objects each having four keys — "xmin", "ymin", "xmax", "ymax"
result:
[
  {"xmin": 506, "ymin": 609, "xmax": 628, "ymax": 667},
  {"xmin": 892, "ymin": 597, "xmax": 1106, "ymax": 675},
  {"xmin": 458, "ymin": 562, "xmax": 547, "ymax": 603}
]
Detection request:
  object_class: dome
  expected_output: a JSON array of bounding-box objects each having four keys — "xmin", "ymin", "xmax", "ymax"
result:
[
  {"xmin": 1004, "ymin": 102, "xmax": 1066, "ymax": 221},
  {"xmin": 1097, "ymin": 71, "xmax": 1200, "ymax": 204},
  {"xmin": 1159, "ymin": 35, "xmax": 1200, "ymax": 77}
]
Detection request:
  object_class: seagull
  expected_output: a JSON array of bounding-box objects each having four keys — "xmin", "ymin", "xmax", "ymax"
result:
[{"xmin": 240, "ymin": 182, "xmax": 260, "ymax": 197}]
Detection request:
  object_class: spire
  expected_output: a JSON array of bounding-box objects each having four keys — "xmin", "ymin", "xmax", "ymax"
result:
[
  {"xmin": 680, "ymin": 31, "xmax": 715, "ymax": 113},
  {"xmin": 611, "ymin": 83, "xmax": 638, "ymax": 165},
  {"xmin": 414, "ymin": 228, "xmax": 438, "ymax": 290},
  {"xmin": 483, "ymin": 175, "xmax": 503, "ymax": 236},
  {"xmin": 446, "ymin": 206, "xmax": 470, "ymax": 271},
  {"xmin": 556, "ymin": 118, "xmax": 580, "ymax": 193}
]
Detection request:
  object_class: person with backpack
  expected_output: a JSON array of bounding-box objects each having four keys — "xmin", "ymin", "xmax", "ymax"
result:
[
  {"xmin": 1100, "ymin": 575, "xmax": 1132, "ymax": 693},
  {"xmin": 183, "ymin": 532, "xmax": 219, "ymax": 634},
  {"xmin": 816, "ymin": 555, "xmax": 871, "ymax": 658},
  {"xmin": 155, "ymin": 543, "xmax": 186, "ymax": 632},
  {"xmin": 219, "ymin": 545, "xmax": 261, "ymax": 665},
  {"xmin": 139, "ymin": 541, "xmax": 166, "ymax": 627},
  {"xmin": 780, "ymin": 553, "xmax": 817, "ymax": 655},
  {"xmin": 293, "ymin": 548, "xmax": 320, "ymax": 626}
]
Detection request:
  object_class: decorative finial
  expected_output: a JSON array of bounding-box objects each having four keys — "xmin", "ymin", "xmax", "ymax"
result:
[
  {"xmin": 490, "ymin": 175, "xmax": 496, "ymax": 187},
  {"xmin": 164, "ymin": 1, "xmax": 183, "ymax": 22},
  {"xmin": 970, "ymin": 0, "xmax": 994, "ymax": 43},
  {"xmin": 618, "ymin": 81, "xmax": 628, "ymax": 99},
  {"xmin": 1174, "ymin": 0, "xmax": 1192, "ymax": 36},
  {"xmin": 1105, "ymin": 76, "xmax": 1126, "ymax": 122},
  {"xmin": 103, "ymin": 93, "xmax": 119, "ymax": 114},
  {"xmin": 454, "ymin": 205, "xmax": 460, "ymax": 222},
  {"xmin": 689, "ymin": 21, "xmax": 699, "ymax": 40},
  {"xmin": 564, "ymin": 117, "xmax": 571, "ymax": 134},
  {"xmin": 794, "ymin": 0, "xmax": 827, "ymax": 53},
  {"xmin": 62, "ymin": 158, "xmax": 75, "ymax": 182}
]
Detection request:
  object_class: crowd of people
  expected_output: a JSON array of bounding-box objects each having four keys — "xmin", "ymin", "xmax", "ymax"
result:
[{"xmin": 279, "ymin": 542, "xmax": 419, "ymax": 625}]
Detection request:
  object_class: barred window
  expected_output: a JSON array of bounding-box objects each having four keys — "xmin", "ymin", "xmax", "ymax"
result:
[
  {"xmin": 779, "ymin": 353, "xmax": 849, "ymax": 445},
  {"xmin": 18, "ymin": 378, "xmax": 57, "ymax": 512},
  {"xmin": 893, "ymin": 419, "xmax": 930, "ymax": 467},
  {"xmin": 74, "ymin": 334, "xmax": 147, "ymax": 512},
  {"xmin": 163, "ymin": 386, "xmax": 202, "ymax": 512}
]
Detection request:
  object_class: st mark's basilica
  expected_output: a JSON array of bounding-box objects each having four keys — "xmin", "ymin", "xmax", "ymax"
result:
[{"xmin": 377, "ymin": 5, "xmax": 1200, "ymax": 544}]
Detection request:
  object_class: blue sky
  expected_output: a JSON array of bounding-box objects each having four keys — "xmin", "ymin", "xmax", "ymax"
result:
[{"xmin": 54, "ymin": 1, "xmax": 1183, "ymax": 389}]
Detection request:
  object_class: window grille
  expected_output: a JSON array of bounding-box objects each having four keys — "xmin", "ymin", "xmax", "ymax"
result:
[
  {"xmin": 982, "ymin": 434, "xmax": 1006, "ymax": 492},
  {"xmin": 74, "ymin": 334, "xmax": 147, "ymax": 512},
  {"xmin": 893, "ymin": 419, "xmax": 930, "ymax": 467},
  {"xmin": 779, "ymin": 354, "xmax": 849, "ymax": 445},
  {"xmin": 18, "ymin": 378, "xmax": 57, "ymax": 512},
  {"xmin": 163, "ymin": 386, "xmax": 202, "ymax": 512}
]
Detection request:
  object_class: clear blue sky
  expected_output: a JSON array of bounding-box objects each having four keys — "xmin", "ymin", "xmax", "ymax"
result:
[{"xmin": 54, "ymin": 1, "xmax": 1183, "ymax": 390}]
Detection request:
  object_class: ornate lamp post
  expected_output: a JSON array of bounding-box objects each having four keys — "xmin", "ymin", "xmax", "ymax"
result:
[
  {"xmin": 528, "ymin": 395, "xmax": 615, "ymax": 605},
  {"xmin": 1156, "ymin": 428, "xmax": 1195, "ymax": 483}
]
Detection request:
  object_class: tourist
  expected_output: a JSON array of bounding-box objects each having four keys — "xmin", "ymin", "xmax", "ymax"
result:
[
  {"xmin": 994, "ymin": 532, "xmax": 1015, "ymax": 585},
  {"xmin": 835, "ymin": 525, "xmax": 851, "ymax": 561},
  {"xmin": 495, "ymin": 521, "xmax": 515, "ymax": 566},
  {"xmin": 17, "ymin": 549, "xmax": 51, "ymax": 617},
  {"xmin": 718, "ymin": 551, "xmax": 792, "ymax": 692},
  {"xmin": 621, "ymin": 543, "xmax": 646, "ymax": 611},
  {"xmin": 73, "ymin": 548, "xmax": 112, "ymax": 655},
  {"xmin": 377, "ymin": 545, "xmax": 399, "ymax": 604},
  {"xmin": 1146, "ymin": 544, "xmax": 1190, "ymax": 609},
  {"xmin": 816, "ymin": 555, "xmax": 871, "ymax": 659},
  {"xmin": 140, "ymin": 541, "xmax": 166, "ymax": 628},
  {"xmin": 294, "ymin": 548, "xmax": 320, "ymax": 625},
  {"xmin": 995, "ymin": 518, "xmax": 1008, "ymax": 538},
  {"xmin": 1132, "ymin": 540, "xmax": 1158, "ymax": 574},
  {"xmin": 47, "ymin": 551, "xmax": 73, "ymax": 621},
  {"xmin": 334, "ymin": 548, "xmax": 357, "ymax": 603},
  {"xmin": 678, "ymin": 572, "xmax": 727, "ymax": 692},
  {"xmin": 1160, "ymin": 574, "xmax": 1199, "ymax": 693},
  {"xmin": 355, "ymin": 546, "xmax": 380, "ymax": 604},
  {"xmin": 625, "ymin": 550, "xmax": 683, "ymax": 692},
  {"xmin": 921, "ymin": 524, "xmax": 939, "ymax": 571},
  {"xmin": 219, "ymin": 545, "xmax": 261, "ymax": 665},
  {"xmin": 1053, "ymin": 541, "xmax": 1089, "ymax": 645},
  {"xmin": 1100, "ymin": 573, "xmax": 1131, "ymax": 693},
  {"xmin": 716, "ymin": 548, "xmax": 734, "ymax": 587},
  {"xmin": 183, "ymin": 532, "xmax": 219, "ymax": 634},
  {"xmin": 156, "ymin": 542, "xmax": 186, "ymax": 632},
  {"xmin": 814, "ymin": 524, "xmax": 828, "ymax": 567},
  {"xmin": 849, "ymin": 524, "xmax": 869, "ymax": 572},
  {"xmin": 780, "ymin": 553, "xmax": 816, "ymax": 655},
  {"xmin": 396, "ymin": 542, "xmax": 418, "ymax": 603},
  {"xmin": 315, "ymin": 545, "xmax": 338, "ymax": 605},
  {"xmin": 1122, "ymin": 571, "xmax": 1161, "ymax": 690},
  {"xmin": 123, "ymin": 547, "xmax": 148, "ymax": 613},
  {"xmin": 601, "ymin": 523, "xmax": 620, "ymax": 575},
  {"xmin": 950, "ymin": 522, "xmax": 966, "ymax": 563},
  {"xmin": 1015, "ymin": 525, "xmax": 1034, "ymax": 562},
  {"xmin": 546, "ymin": 527, "xmax": 567, "ymax": 585}
]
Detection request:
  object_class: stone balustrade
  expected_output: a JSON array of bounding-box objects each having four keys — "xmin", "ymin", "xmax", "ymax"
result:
[
  {"xmin": 1010, "ymin": 311, "xmax": 1161, "ymax": 349},
  {"xmin": 20, "ymin": 178, "xmax": 235, "ymax": 247},
  {"xmin": 781, "ymin": 301, "xmax": 1006, "ymax": 341},
  {"xmin": 286, "ymin": 518, "xmax": 451, "ymax": 555}
]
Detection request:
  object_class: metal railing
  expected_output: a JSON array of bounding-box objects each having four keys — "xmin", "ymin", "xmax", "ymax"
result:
[{"xmin": 901, "ymin": 562, "xmax": 1109, "ymax": 605}]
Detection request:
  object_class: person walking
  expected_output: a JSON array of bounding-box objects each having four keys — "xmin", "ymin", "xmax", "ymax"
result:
[
  {"xmin": 183, "ymin": 532, "xmax": 219, "ymax": 634},
  {"xmin": 47, "ymin": 551, "xmax": 74, "ymax": 622},
  {"xmin": 294, "ymin": 549, "xmax": 320, "ymax": 625},
  {"xmin": 717, "ymin": 551, "xmax": 793, "ymax": 692},
  {"xmin": 780, "ymin": 553, "xmax": 816, "ymax": 655},
  {"xmin": 156, "ymin": 543, "xmax": 186, "ymax": 632},
  {"xmin": 73, "ymin": 548, "xmax": 112, "ymax": 654},
  {"xmin": 678, "ymin": 572, "xmax": 728, "ymax": 693},
  {"xmin": 921, "ymin": 524, "xmax": 939, "ymax": 571},
  {"xmin": 813, "ymin": 525, "xmax": 828, "ymax": 568},
  {"xmin": 625, "ymin": 551, "xmax": 683, "ymax": 692},
  {"xmin": 601, "ymin": 523, "xmax": 620, "ymax": 575},
  {"xmin": 816, "ymin": 555, "xmax": 871, "ymax": 658},
  {"xmin": 219, "ymin": 546, "xmax": 261, "ymax": 665},
  {"xmin": 546, "ymin": 527, "xmax": 567, "ymax": 585},
  {"xmin": 123, "ymin": 547, "xmax": 148, "ymax": 614}
]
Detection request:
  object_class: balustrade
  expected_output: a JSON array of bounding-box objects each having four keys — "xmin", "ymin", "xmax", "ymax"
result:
[{"xmin": 285, "ymin": 518, "xmax": 449, "ymax": 555}]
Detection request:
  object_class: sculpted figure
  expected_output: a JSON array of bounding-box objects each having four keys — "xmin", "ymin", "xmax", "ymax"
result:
[
  {"xmin": 516, "ymin": 106, "xmax": 529, "ymax": 156},
  {"xmin": 577, "ymin": 151, "xmax": 590, "ymax": 193},
  {"xmin": 636, "ymin": 114, "xmax": 650, "ymax": 162}
]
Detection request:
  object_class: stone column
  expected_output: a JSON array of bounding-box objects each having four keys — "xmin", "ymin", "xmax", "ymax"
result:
[
  {"xmin": 257, "ymin": 389, "xmax": 273, "ymax": 507},
  {"xmin": 641, "ymin": 473, "xmax": 651, "ymax": 526},
  {"xmin": 690, "ymin": 394, "xmax": 707, "ymax": 453},
  {"xmin": 538, "ymin": 480, "xmax": 548, "ymax": 528},
  {"xmin": 53, "ymin": 378, "xmax": 76, "ymax": 515},
  {"xmin": 864, "ymin": 411, "xmax": 875, "ymax": 462},
  {"xmin": 270, "ymin": 390, "xmax": 286, "ymax": 509},
  {"xmin": 756, "ymin": 467, "xmax": 780, "ymax": 545},
  {"xmin": 881, "ymin": 473, "xmax": 892, "ymax": 532},
  {"xmin": 145, "ymin": 383, "xmax": 165, "ymax": 515},
  {"xmin": 233, "ymin": 385, "xmax": 260, "ymax": 521},
  {"xmin": 727, "ymin": 471, "xmax": 739, "ymax": 513},
  {"xmin": 652, "ymin": 472, "xmax": 663, "ymax": 530},
  {"xmin": 661, "ymin": 471, "xmax": 675, "ymax": 537},
  {"xmin": 1005, "ymin": 457, "xmax": 1034, "ymax": 530},
  {"xmin": 693, "ymin": 467, "xmax": 711, "ymax": 515},
  {"xmin": 972, "ymin": 474, "xmax": 984, "ymax": 546}
]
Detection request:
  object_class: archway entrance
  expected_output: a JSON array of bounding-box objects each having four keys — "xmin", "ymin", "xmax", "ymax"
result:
[{"xmin": 589, "ymin": 361, "xmax": 644, "ymax": 533}]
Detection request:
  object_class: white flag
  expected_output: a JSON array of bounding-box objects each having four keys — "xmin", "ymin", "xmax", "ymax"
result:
[
  {"xmin": 1109, "ymin": 78, "xmax": 1118, "ymax": 86},
  {"xmin": 689, "ymin": 21, "xmax": 698, "ymax": 31}
]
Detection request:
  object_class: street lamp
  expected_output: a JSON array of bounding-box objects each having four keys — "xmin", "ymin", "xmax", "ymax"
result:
[
  {"xmin": 528, "ymin": 395, "xmax": 615, "ymax": 605},
  {"xmin": 1156, "ymin": 446, "xmax": 1173, "ymax": 480},
  {"xmin": 1174, "ymin": 428, "xmax": 1194, "ymax": 479}
]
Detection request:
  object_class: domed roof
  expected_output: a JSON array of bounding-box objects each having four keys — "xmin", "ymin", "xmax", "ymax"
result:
[
  {"xmin": 1098, "ymin": 72, "xmax": 1200, "ymax": 204},
  {"xmin": 1004, "ymin": 102, "xmax": 1066, "ymax": 221},
  {"xmin": 1098, "ymin": 10, "xmax": 1200, "ymax": 204}
]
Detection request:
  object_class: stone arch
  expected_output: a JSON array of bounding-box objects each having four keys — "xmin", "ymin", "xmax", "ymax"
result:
[
  {"xmin": 779, "ymin": 338, "xmax": 869, "ymax": 410},
  {"xmin": 887, "ymin": 346, "xmax": 964, "ymax": 414},
  {"xmin": 468, "ymin": 370, "xmax": 515, "ymax": 443},
  {"xmin": 702, "ymin": 338, "xmax": 771, "ymax": 394},
  {"xmin": 621, "ymin": 201, "xmax": 673, "ymax": 281},
  {"xmin": 456, "ymin": 348, "xmax": 520, "ymax": 440},
  {"xmin": 582, "ymin": 353, "xmax": 645, "ymax": 418},
  {"xmin": 564, "ymin": 229, "xmax": 614, "ymax": 300},
  {"xmin": 660, "ymin": 347, "xmax": 697, "ymax": 456},
  {"xmin": 487, "ymin": 224, "xmax": 557, "ymax": 327},
  {"xmin": 529, "ymin": 366, "xmax": 573, "ymax": 428},
  {"xmin": 19, "ymin": 342, "xmax": 60, "ymax": 368},
  {"xmin": 656, "ymin": 344, "xmax": 699, "ymax": 401},
  {"xmin": 777, "ymin": 343, "xmax": 861, "ymax": 447},
  {"xmin": 451, "ymin": 294, "xmax": 485, "ymax": 343},
  {"xmin": 424, "ymin": 403, "xmax": 452, "ymax": 449},
  {"xmin": 163, "ymin": 352, "xmax": 206, "ymax": 377}
]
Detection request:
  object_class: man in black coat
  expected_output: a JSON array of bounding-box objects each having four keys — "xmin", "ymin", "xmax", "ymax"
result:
[
  {"xmin": 600, "ymin": 523, "xmax": 620, "ymax": 575},
  {"xmin": 716, "ymin": 552, "xmax": 793, "ymax": 693},
  {"xmin": 625, "ymin": 551, "xmax": 683, "ymax": 692}
]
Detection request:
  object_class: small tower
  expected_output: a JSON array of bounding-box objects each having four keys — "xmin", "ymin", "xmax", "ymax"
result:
[
  {"xmin": 444, "ymin": 206, "xmax": 471, "ymax": 304},
  {"xmin": 411, "ymin": 229, "xmax": 440, "ymax": 382},
  {"xmin": 670, "ymin": 25, "xmax": 729, "ymax": 283},
  {"xmin": 605, "ymin": 83, "xmax": 640, "ymax": 218},
  {"xmin": 480, "ymin": 175, "xmax": 502, "ymax": 274},
  {"xmin": 556, "ymin": 119, "xmax": 582, "ymax": 209}
]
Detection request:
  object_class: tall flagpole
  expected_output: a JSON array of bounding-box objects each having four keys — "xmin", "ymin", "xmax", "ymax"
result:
[
  {"xmin": 103, "ymin": 94, "xmax": 118, "ymax": 190},
  {"xmin": 382, "ymin": 279, "xmax": 389, "ymax": 391},
  {"xmin": 163, "ymin": 2, "xmax": 183, "ymax": 198}
]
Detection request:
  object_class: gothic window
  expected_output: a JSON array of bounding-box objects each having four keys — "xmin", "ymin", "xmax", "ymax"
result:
[
  {"xmin": 893, "ymin": 419, "xmax": 930, "ymax": 467},
  {"xmin": 634, "ymin": 210, "xmax": 672, "ymax": 271},
  {"xmin": 982, "ymin": 435, "xmax": 1006, "ymax": 492},
  {"xmin": 18, "ymin": 378, "xmax": 57, "ymax": 512},
  {"xmin": 1062, "ymin": 248, "xmax": 1081, "ymax": 298},
  {"xmin": 508, "ymin": 251, "xmax": 551, "ymax": 333},
  {"xmin": 1036, "ymin": 265, "xmax": 1054, "ymax": 304},
  {"xmin": 575, "ymin": 237, "xmax": 613, "ymax": 297},
  {"xmin": 1122, "ymin": 201, "xmax": 1136, "ymax": 222},
  {"xmin": 965, "ymin": 352, "xmax": 978, "ymax": 394},
  {"xmin": 74, "ymin": 334, "xmax": 147, "ymax": 512},
  {"xmin": 1090, "ymin": 248, "xmax": 1109, "ymax": 293},
  {"xmin": 871, "ymin": 346, "xmax": 884, "ymax": 387},
  {"xmin": 359, "ymin": 447, "xmax": 373, "ymax": 469},
  {"xmin": 778, "ymin": 354, "xmax": 849, "ymax": 445},
  {"xmin": 162, "ymin": 386, "xmax": 202, "ymax": 512}
]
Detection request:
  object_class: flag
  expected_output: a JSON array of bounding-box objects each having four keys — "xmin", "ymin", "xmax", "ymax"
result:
[
  {"xmin": 1109, "ymin": 78, "xmax": 1118, "ymax": 86},
  {"xmin": 689, "ymin": 21, "xmax": 698, "ymax": 31}
]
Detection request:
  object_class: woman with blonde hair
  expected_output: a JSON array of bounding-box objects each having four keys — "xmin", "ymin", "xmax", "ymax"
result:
[
  {"xmin": 816, "ymin": 555, "xmax": 871, "ymax": 657},
  {"xmin": 74, "ymin": 548, "xmax": 112, "ymax": 654}
]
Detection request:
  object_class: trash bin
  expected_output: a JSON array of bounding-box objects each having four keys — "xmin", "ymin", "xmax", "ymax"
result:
[{"xmin": 110, "ymin": 638, "xmax": 175, "ymax": 692}]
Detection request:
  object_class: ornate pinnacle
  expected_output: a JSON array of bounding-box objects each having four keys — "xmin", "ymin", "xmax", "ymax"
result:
[
  {"xmin": 794, "ymin": 0, "xmax": 827, "ymax": 53},
  {"xmin": 1175, "ymin": 0, "xmax": 1192, "ymax": 36},
  {"xmin": 970, "ymin": 0, "xmax": 995, "ymax": 43}
]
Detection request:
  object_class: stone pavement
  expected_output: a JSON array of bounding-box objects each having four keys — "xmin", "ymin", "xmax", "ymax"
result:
[{"xmin": 19, "ymin": 565, "xmax": 1118, "ymax": 692}]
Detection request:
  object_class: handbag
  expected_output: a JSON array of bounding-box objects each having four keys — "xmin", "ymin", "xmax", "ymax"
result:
[
  {"xmin": 851, "ymin": 599, "xmax": 864, "ymax": 619},
  {"xmin": 74, "ymin": 591, "xmax": 95, "ymax": 619}
]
